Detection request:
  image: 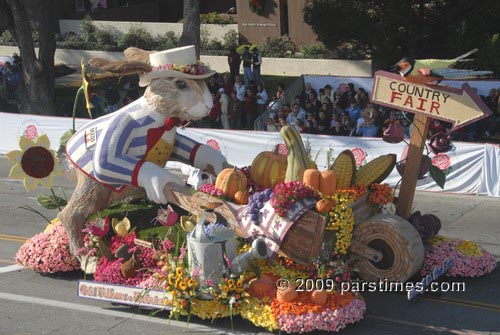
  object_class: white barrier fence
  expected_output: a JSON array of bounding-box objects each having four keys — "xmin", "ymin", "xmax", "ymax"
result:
[
  {"xmin": 0, "ymin": 46, "xmax": 372, "ymax": 77},
  {"xmin": 1, "ymin": 112, "xmax": 498, "ymax": 197}
]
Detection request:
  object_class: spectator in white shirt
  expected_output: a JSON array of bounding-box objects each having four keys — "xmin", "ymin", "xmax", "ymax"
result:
[
  {"xmin": 256, "ymin": 83, "xmax": 268, "ymax": 115},
  {"xmin": 218, "ymin": 88, "xmax": 230, "ymax": 129},
  {"xmin": 286, "ymin": 103, "xmax": 307, "ymax": 127}
]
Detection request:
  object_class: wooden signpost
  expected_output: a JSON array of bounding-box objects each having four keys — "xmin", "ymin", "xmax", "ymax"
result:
[{"xmin": 371, "ymin": 70, "xmax": 492, "ymax": 219}]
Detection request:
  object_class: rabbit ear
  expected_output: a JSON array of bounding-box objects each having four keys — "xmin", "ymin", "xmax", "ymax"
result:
[
  {"xmin": 89, "ymin": 58, "xmax": 152, "ymax": 75},
  {"xmin": 124, "ymin": 47, "xmax": 153, "ymax": 65}
]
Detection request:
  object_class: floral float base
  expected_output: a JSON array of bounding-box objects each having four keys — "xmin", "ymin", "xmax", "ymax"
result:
[{"xmin": 421, "ymin": 235, "xmax": 496, "ymax": 278}]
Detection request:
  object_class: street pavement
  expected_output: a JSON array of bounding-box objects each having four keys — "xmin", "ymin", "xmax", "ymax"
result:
[{"xmin": 0, "ymin": 156, "xmax": 499, "ymax": 335}]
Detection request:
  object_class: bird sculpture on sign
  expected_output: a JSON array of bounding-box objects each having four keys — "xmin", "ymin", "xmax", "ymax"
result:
[
  {"xmin": 390, "ymin": 49, "xmax": 493, "ymax": 85},
  {"xmin": 58, "ymin": 45, "xmax": 228, "ymax": 256}
]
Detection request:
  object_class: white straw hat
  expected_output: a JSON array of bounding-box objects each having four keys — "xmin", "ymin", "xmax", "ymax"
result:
[{"xmin": 139, "ymin": 45, "xmax": 215, "ymax": 86}]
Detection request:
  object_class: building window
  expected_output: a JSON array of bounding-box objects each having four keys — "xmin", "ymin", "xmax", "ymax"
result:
[{"xmin": 75, "ymin": 0, "xmax": 85, "ymax": 11}]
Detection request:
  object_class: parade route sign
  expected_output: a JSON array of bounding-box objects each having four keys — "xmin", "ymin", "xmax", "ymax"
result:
[{"xmin": 371, "ymin": 71, "xmax": 491, "ymax": 128}]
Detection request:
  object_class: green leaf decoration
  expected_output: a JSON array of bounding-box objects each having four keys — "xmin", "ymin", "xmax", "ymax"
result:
[
  {"xmin": 59, "ymin": 129, "xmax": 76, "ymax": 147},
  {"xmin": 429, "ymin": 164, "xmax": 446, "ymax": 189},
  {"xmin": 88, "ymin": 201, "xmax": 155, "ymax": 221},
  {"xmin": 37, "ymin": 194, "xmax": 68, "ymax": 210}
]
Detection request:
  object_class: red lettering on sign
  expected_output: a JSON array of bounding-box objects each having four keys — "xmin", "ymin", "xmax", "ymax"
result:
[
  {"xmin": 403, "ymin": 95, "xmax": 413, "ymax": 108},
  {"xmin": 417, "ymin": 98, "xmax": 427, "ymax": 111},
  {"xmin": 390, "ymin": 91, "xmax": 402, "ymax": 103},
  {"xmin": 430, "ymin": 101, "xmax": 440, "ymax": 114}
]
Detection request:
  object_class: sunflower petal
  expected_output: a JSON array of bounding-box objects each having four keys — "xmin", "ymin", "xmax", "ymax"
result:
[
  {"xmin": 121, "ymin": 217, "xmax": 131, "ymax": 231},
  {"xmin": 19, "ymin": 136, "xmax": 34, "ymax": 151},
  {"xmin": 35, "ymin": 134, "xmax": 51, "ymax": 149},
  {"xmin": 112, "ymin": 218, "xmax": 119, "ymax": 234},
  {"xmin": 6, "ymin": 150, "xmax": 23, "ymax": 164},
  {"xmin": 40, "ymin": 175, "xmax": 55, "ymax": 189},
  {"xmin": 23, "ymin": 177, "xmax": 38, "ymax": 191},
  {"xmin": 9, "ymin": 164, "xmax": 26, "ymax": 179}
]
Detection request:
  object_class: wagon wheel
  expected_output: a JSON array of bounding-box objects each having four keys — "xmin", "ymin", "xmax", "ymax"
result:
[{"xmin": 353, "ymin": 214, "xmax": 424, "ymax": 282}]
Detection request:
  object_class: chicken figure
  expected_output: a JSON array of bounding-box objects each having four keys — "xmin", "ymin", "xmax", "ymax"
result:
[{"xmin": 390, "ymin": 49, "xmax": 493, "ymax": 85}]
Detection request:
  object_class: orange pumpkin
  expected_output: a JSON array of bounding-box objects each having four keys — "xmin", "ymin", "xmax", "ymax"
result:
[
  {"xmin": 234, "ymin": 190, "xmax": 249, "ymax": 205},
  {"xmin": 311, "ymin": 290, "xmax": 328, "ymax": 305},
  {"xmin": 215, "ymin": 167, "xmax": 247, "ymax": 199},
  {"xmin": 250, "ymin": 147, "xmax": 287, "ymax": 189},
  {"xmin": 303, "ymin": 168, "xmax": 321, "ymax": 190},
  {"xmin": 248, "ymin": 274, "xmax": 276, "ymax": 299},
  {"xmin": 315, "ymin": 198, "xmax": 335, "ymax": 213},
  {"xmin": 276, "ymin": 285, "xmax": 298, "ymax": 303},
  {"xmin": 319, "ymin": 170, "xmax": 337, "ymax": 196}
]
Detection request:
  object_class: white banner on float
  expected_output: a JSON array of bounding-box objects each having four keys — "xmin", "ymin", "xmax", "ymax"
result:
[
  {"xmin": 78, "ymin": 280, "xmax": 172, "ymax": 309},
  {"xmin": 0, "ymin": 112, "xmax": 89, "ymax": 154},
  {"xmin": 177, "ymin": 128, "xmax": 494, "ymax": 196},
  {"xmin": 0, "ymin": 112, "xmax": 497, "ymax": 196},
  {"xmin": 303, "ymin": 75, "xmax": 500, "ymax": 98}
]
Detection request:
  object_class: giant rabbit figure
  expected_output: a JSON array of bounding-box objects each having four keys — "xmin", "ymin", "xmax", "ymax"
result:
[{"xmin": 59, "ymin": 45, "xmax": 227, "ymax": 255}]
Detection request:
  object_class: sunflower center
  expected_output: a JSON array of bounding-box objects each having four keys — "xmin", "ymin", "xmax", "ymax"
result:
[{"xmin": 20, "ymin": 146, "xmax": 55, "ymax": 179}]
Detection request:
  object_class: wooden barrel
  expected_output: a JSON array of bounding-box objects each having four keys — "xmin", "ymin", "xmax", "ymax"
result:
[{"xmin": 353, "ymin": 214, "xmax": 424, "ymax": 282}]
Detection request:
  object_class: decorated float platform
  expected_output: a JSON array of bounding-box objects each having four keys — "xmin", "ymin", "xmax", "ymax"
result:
[
  {"xmin": 5, "ymin": 58, "xmax": 497, "ymax": 333},
  {"xmin": 10, "ymin": 123, "xmax": 496, "ymax": 334}
]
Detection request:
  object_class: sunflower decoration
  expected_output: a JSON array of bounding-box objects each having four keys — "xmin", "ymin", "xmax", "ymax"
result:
[{"xmin": 6, "ymin": 134, "xmax": 61, "ymax": 191}]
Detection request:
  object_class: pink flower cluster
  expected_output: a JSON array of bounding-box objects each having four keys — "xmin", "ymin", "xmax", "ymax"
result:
[
  {"xmin": 276, "ymin": 299, "xmax": 366, "ymax": 333},
  {"xmin": 421, "ymin": 238, "xmax": 496, "ymax": 278},
  {"xmin": 93, "ymin": 232, "xmax": 162, "ymax": 286},
  {"xmin": 154, "ymin": 62, "xmax": 210, "ymax": 76},
  {"xmin": 272, "ymin": 181, "xmax": 319, "ymax": 217},
  {"xmin": 16, "ymin": 222, "xmax": 80, "ymax": 273},
  {"xmin": 198, "ymin": 183, "xmax": 228, "ymax": 197},
  {"xmin": 138, "ymin": 272, "xmax": 167, "ymax": 290}
]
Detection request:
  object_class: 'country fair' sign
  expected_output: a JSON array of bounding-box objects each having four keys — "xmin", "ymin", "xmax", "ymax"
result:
[{"xmin": 371, "ymin": 71, "xmax": 491, "ymax": 129}]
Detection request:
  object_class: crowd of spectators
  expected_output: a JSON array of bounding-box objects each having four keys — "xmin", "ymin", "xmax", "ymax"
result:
[
  {"xmin": 0, "ymin": 53, "xmax": 22, "ymax": 103},
  {"xmin": 260, "ymin": 81, "xmax": 499, "ymax": 142}
]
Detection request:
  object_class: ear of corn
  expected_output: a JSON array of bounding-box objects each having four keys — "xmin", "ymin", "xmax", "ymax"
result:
[
  {"xmin": 281, "ymin": 125, "xmax": 310, "ymax": 182},
  {"xmin": 355, "ymin": 154, "xmax": 397, "ymax": 187},
  {"xmin": 330, "ymin": 150, "xmax": 356, "ymax": 188}
]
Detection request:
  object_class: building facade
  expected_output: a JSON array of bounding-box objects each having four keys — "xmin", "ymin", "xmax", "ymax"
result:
[{"xmin": 58, "ymin": 0, "xmax": 318, "ymax": 47}]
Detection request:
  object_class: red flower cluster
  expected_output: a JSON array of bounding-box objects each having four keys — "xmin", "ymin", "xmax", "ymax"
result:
[
  {"xmin": 249, "ymin": 0, "xmax": 265, "ymax": 14},
  {"xmin": 271, "ymin": 181, "xmax": 319, "ymax": 217},
  {"xmin": 240, "ymin": 166, "xmax": 265, "ymax": 193},
  {"xmin": 367, "ymin": 183, "xmax": 394, "ymax": 205}
]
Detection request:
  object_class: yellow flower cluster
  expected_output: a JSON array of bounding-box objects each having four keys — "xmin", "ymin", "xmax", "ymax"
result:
[
  {"xmin": 239, "ymin": 297, "xmax": 279, "ymax": 331},
  {"xmin": 189, "ymin": 299, "xmax": 230, "ymax": 320},
  {"xmin": 429, "ymin": 235, "xmax": 447, "ymax": 245},
  {"xmin": 327, "ymin": 192, "xmax": 355, "ymax": 254},
  {"xmin": 211, "ymin": 276, "xmax": 247, "ymax": 305},
  {"xmin": 165, "ymin": 265, "xmax": 199, "ymax": 315},
  {"xmin": 259, "ymin": 262, "xmax": 308, "ymax": 283},
  {"xmin": 457, "ymin": 240, "xmax": 484, "ymax": 257}
]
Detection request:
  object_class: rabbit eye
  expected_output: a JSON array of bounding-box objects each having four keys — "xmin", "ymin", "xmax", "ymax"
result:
[{"xmin": 176, "ymin": 80, "xmax": 187, "ymax": 90}]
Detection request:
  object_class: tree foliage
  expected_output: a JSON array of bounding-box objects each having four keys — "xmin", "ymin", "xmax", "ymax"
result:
[
  {"xmin": 304, "ymin": 0, "xmax": 500, "ymax": 74},
  {"xmin": 1, "ymin": 0, "xmax": 57, "ymax": 115}
]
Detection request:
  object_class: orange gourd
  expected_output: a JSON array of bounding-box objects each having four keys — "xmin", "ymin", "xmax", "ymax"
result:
[
  {"xmin": 215, "ymin": 167, "xmax": 247, "ymax": 200},
  {"xmin": 315, "ymin": 198, "xmax": 335, "ymax": 213},
  {"xmin": 250, "ymin": 146, "xmax": 287, "ymax": 188},
  {"xmin": 311, "ymin": 290, "xmax": 328, "ymax": 305},
  {"xmin": 248, "ymin": 274, "xmax": 275, "ymax": 299},
  {"xmin": 234, "ymin": 190, "xmax": 249, "ymax": 205},
  {"xmin": 303, "ymin": 168, "xmax": 321, "ymax": 190},
  {"xmin": 276, "ymin": 285, "xmax": 298, "ymax": 303},
  {"xmin": 319, "ymin": 170, "xmax": 337, "ymax": 196}
]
